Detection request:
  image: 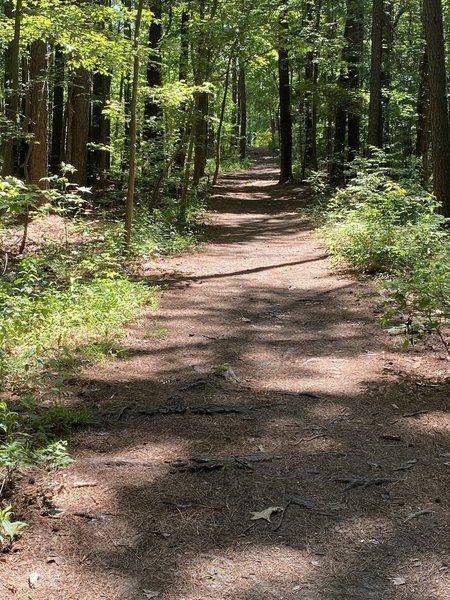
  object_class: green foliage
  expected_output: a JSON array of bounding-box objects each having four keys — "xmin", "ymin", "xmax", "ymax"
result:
[
  {"xmin": 381, "ymin": 244, "xmax": 450, "ymax": 352},
  {"xmin": 0, "ymin": 399, "xmax": 77, "ymax": 503},
  {"xmin": 0, "ymin": 505, "xmax": 26, "ymax": 547},
  {"xmin": 0, "ymin": 177, "xmax": 38, "ymax": 219},
  {"xmin": 316, "ymin": 159, "xmax": 450, "ymax": 350},
  {"xmin": 318, "ymin": 161, "xmax": 442, "ymax": 274},
  {"xmin": 207, "ymin": 156, "xmax": 253, "ymax": 174}
]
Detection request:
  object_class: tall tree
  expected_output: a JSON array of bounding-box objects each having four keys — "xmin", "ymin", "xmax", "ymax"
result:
[
  {"xmin": 67, "ymin": 67, "xmax": 90, "ymax": 186},
  {"xmin": 124, "ymin": 0, "xmax": 145, "ymax": 248},
  {"xmin": 50, "ymin": 46, "xmax": 65, "ymax": 174},
  {"xmin": 423, "ymin": 0, "xmax": 450, "ymax": 217},
  {"xmin": 143, "ymin": 0, "xmax": 162, "ymax": 141},
  {"xmin": 1, "ymin": 0, "xmax": 22, "ymax": 176},
  {"xmin": 238, "ymin": 62, "xmax": 247, "ymax": 160},
  {"xmin": 332, "ymin": 0, "xmax": 363, "ymax": 182},
  {"xmin": 27, "ymin": 40, "xmax": 48, "ymax": 188},
  {"xmin": 278, "ymin": 6, "xmax": 292, "ymax": 183},
  {"xmin": 367, "ymin": 0, "xmax": 384, "ymax": 149}
]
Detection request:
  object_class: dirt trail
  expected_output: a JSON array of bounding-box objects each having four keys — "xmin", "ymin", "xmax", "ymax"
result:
[{"xmin": 3, "ymin": 159, "xmax": 449, "ymax": 599}]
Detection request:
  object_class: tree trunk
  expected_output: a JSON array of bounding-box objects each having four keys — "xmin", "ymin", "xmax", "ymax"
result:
[
  {"xmin": 175, "ymin": 9, "xmax": 190, "ymax": 170},
  {"xmin": 367, "ymin": 0, "xmax": 383, "ymax": 149},
  {"xmin": 2, "ymin": 0, "xmax": 22, "ymax": 176},
  {"xmin": 90, "ymin": 71, "xmax": 111, "ymax": 181},
  {"xmin": 346, "ymin": 0, "xmax": 363, "ymax": 158},
  {"xmin": 50, "ymin": 46, "xmax": 65, "ymax": 174},
  {"xmin": 332, "ymin": 0, "xmax": 363, "ymax": 181},
  {"xmin": 416, "ymin": 44, "xmax": 430, "ymax": 183},
  {"xmin": 423, "ymin": 0, "xmax": 450, "ymax": 217},
  {"xmin": 278, "ymin": 12, "xmax": 292, "ymax": 183},
  {"xmin": 213, "ymin": 52, "xmax": 234, "ymax": 185},
  {"xmin": 28, "ymin": 40, "xmax": 48, "ymax": 189},
  {"xmin": 230, "ymin": 56, "xmax": 238, "ymax": 150},
  {"xmin": 143, "ymin": 0, "xmax": 162, "ymax": 141},
  {"xmin": 67, "ymin": 67, "xmax": 90, "ymax": 186},
  {"xmin": 124, "ymin": 0, "xmax": 144, "ymax": 249},
  {"xmin": 238, "ymin": 63, "xmax": 247, "ymax": 160}
]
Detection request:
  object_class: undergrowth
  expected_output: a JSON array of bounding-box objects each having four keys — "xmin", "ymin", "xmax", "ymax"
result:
[
  {"xmin": 310, "ymin": 157, "xmax": 450, "ymax": 352},
  {"xmin": 0, "ymin": 171, "xmax": 207, "ymax": 541}
]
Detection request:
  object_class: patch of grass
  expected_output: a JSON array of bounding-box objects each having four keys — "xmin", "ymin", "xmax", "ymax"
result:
[
  {"xmin": 0, "ymin": 272, "xmax": 156, "ymax": 392},
  {"xmin": 145, "ymin": 327, "xmax": 169, "ymax": 339},
  {"xmin": 206, "ymin": 156, "xmax": 253, "ymax": 174}
]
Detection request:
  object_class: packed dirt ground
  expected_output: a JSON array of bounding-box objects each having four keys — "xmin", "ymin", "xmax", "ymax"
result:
[{"xmin": 2, "ymin": 159, "xmax": 449, "ymax": 599}]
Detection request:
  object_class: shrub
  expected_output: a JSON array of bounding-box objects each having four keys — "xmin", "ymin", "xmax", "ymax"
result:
[{"xmin": 315, "ymin": 158, "xmax": 450, "ymax": 351}]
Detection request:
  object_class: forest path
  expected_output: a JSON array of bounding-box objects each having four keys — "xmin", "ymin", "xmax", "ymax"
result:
[{"xmin": 5, "ymin": 159, "xmax": 449, "ymax": 599}]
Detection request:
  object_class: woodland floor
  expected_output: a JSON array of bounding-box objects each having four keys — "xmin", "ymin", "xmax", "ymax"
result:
[{"xmin": 2, "ymin": 158, "xmax": 450, "ymax": 600}]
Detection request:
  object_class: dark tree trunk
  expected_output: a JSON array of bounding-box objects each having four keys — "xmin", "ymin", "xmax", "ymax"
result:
[
  {"xmin": 367, "ymin": 0, "xmax": 383, "ymax": 149},
  {"xmin": 238, "ymin": 63, "xmax": 247, "ymax": 160},
  {"xmin": 332, "ymin": 0, "xmax": 363, "ymax": 181},
  {"xmin": 2, "ymin": 0, "xmax": 22, "ymax": 176},
  {"xmin": 278, "ymin": 6, "xmax": 292, "ymax": 183},
  {"xmin": 179, "ymin": 9, "xmax": 189, "ymax": 82},
  {"xmin": 423, "ymin": 0, "xmax": 450, "ymax": 217},
  {"xmin": 90, "ymin": 71, "xmax": 111, "ymax": 180},
  {"xmin": 67, "ymin": 67, "xmax": 90, "ymax": 186},
  {"xmin": 346, "ymin": 0, "xmax": 363, "ymax": 158},
  {"xmin": 192, "ymin": 0, "xmax": 208, "ymax": 184},
  {"xmin": 124, "ymin": 0, "xmax": 144, "ymax": 248},
  {"xmin": 28, "ymin": 40, "xmax": 48, "ymax": 188},
  {"xmin": 416, "ymin": 44, "xmax": 430, "ymax": 183},
  {"xmin": 50, "ymin": 46, "xmax": 65, "ymax": 174},
  {"xmin": 143, "ymin": 0, "xmax": 162, "ymax": 141},
  {"xmin": 230, "ymin": 56, "xmax": 238, "ymax": 150},
  {"xmin": 382, "ymin": 0, "xmax": 394, "ymax": 144},
  {"xmin": 192, "ymin": 90, "xmax": 208, "ymax": 184},
  {"xmin": 302, "ymin": 49, "xmax": 314, "ymax": 178},
  {"xmin": 175, "ymin": 9, "xmax": 190, "ymax": 170}
]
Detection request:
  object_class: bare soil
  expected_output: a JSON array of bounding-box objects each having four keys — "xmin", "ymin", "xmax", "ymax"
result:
[{"xmin": 2, "ymin": 159, "xmax": 449, "ymax": 599}]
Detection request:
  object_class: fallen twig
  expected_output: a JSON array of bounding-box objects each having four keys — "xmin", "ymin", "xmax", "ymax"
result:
[
  {"xmin": 169, "ymin": 453, "xmax": 283, "ymax": 472},
  {"xmin": 403, "ymin": 509, "xmax": 432, "ymax": 523},
  {"xmin": 72, "ymin": 481, "xmax": 98, "ymax": 488},
  {"xmin": 402, "ymin": 410, "xmax": 429, "ymax": 418},
  {"xmin": 292, "ymin": 433, "xmax": 327, "ymax": 446},
  {"xmin": 274, "ymin": 494, "xmax": 325, "ymax": 531},
  {"xmin": 109, "ymin": 403, "xmax": 261, "ymax": 419}
]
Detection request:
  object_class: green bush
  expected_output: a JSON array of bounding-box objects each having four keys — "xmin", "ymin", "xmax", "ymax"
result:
[
  {"xmin": 315, "ymin": 159, "xmax": 450, "ymax": 350},
  {"xmin": 318, "ymin": 164, "xmax": 442, "ymax": 274}
]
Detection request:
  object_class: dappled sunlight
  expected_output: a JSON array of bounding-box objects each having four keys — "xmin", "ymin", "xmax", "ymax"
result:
[{"xmin": 170, "ymin": 545, "xmax": 313, "ymax": 600}]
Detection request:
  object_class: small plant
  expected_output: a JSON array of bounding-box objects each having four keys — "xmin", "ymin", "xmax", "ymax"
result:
[
  {"xmin": 0, "ymin": 505, "xmax": 27, "ymax": 548},
  {"xmin": 213, "ymin": 361, "xmax": 230, "ymax": 376},
  {"xmin": 145, "ymin": 327, "xmax": 169, "ymax": 339}
]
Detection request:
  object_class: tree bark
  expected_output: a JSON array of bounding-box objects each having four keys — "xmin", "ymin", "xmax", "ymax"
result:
[
  {"xmin": 67, "ymin": 67, "xmax": 90, "ymax": 186},
  {"xmin": 238, "ymin": 63, "xmax": 247, "ymax": 160},
  {"xmin": 2, "ymin": 0, "xmax": 22, "ymax": 176},
  {"xmin": 50, "ymin": 46, "xmax": 65, "ymax": 174},
  {"xmin": 28, "ymin": 40, "xmax": 48, "ymax": 189},
  {"xmin": 124, "ymin": 0, "xmax": 144, "ymax": 249},
  {"xmin": 213, "ymin": 51, "xmax": 234, "ymax": 185},
  {"xmin": 143, "ymin": 0, "xmax": 162, "ymax": 141},
  {"xmin": 416, "ymin": 44, "xmax": 430, "ymax": 183},
  {"xmin": 367, "ymin": 0, "xmax": 383, "ymax": 149},
  {"xmin": 278, "ymin": 12, "xmax": 292, "ymax": 183},
  {"xmin": 90, "ymin": 71, "xmax": 111, "ymax": 181},
  {"xmin": 423, "ymin": 0, "xmax": 450, "ymax": 217}
]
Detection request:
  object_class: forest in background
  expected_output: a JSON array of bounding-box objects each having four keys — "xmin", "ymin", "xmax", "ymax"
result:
[
  {"xmin": 0, "ymin": 0, "xmax": 449, "ymax": 546},
  {"xmin": 1, "ymin": 1, "xmax": 450, "ymax": 219}
]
